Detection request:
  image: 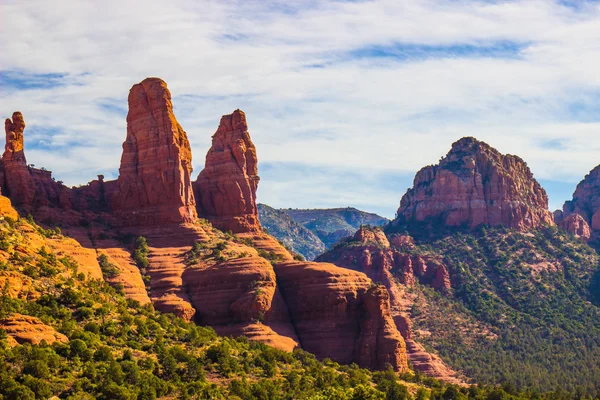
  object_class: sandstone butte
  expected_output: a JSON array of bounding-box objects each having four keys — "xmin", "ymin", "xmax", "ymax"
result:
[
  {"xmin": 555, "ymin": 164, "xmax": 600, "ymax": 241},
  {"xmin": 0, "ymin": 77, "xmax": 409, "ymax": 373},
  {"xmin": 391, "ymin": 137, "xmax": 555, "ymax": 232}
]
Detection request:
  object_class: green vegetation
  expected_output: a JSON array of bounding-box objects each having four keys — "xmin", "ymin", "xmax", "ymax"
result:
[
  {"xmin": 98, "ymin": 254, "xmax": 119, "ymax": 279},
  {"xmin": 133, "ymin": 237, "xmax": 151, "ymax": 289},
  {"xmin": 408, "ymin": 226, "xmax": 600, "ymax": 397},
  {"xmin": 1, "ymin": 212, "xmax": 594, "ymax": 399}
]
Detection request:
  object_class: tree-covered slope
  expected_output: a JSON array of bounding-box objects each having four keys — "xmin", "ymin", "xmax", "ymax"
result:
[
  {"xmin": 406, "ymin": 226, "xmax": 600, "ymax": 396},
  {"xmin": 0, "ymin": 209, "xmax": 465, "ymax": 400}
]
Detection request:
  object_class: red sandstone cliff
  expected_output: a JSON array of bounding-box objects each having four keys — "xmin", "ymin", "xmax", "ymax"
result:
[
  {"xmin": 317, "ymin": 226, "xmax": 461, "ymax": 382},
  {"xmin": 558, "ymin": 164, "xmax": 600, "ymax": 239},
  {"xmin": 1, "ymin": 79, "xmax": 409, "ymax": 374},
  {"xmin": 193, "ymin": 110, "xmax": 261, "ymax": 233},
  {"xmin": 112, "ymin": 77, "xmax": 197, "ymax": 226},
  {"xmin": 275, "ymin": 260, "xmax": 408, "ymax": 371},
  {"xmin": 392, "ymin": 137, "xmax": 554, "ymax": 232}
]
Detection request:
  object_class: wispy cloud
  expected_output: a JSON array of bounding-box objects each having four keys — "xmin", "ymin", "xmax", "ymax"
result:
[{"xmin": 1, "ymin": 0, "xmax": 600, "ymax": 218}]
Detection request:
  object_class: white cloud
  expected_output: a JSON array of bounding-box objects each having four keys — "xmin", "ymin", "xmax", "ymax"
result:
[{"xmin": 1, "ymin": 0, "xmax": 599, "ymax": 217}]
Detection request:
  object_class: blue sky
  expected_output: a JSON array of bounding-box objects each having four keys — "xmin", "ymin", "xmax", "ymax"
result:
[{"xmin": 1, "ymin": 0, "xmax": 600, "ymax": 218}]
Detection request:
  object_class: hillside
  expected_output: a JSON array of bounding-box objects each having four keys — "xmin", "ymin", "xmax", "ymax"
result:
[
  {"xmin": 319, "ymin": 136, "xmax": 600, "ymax": 398},
  {"xmin": 257, "ymin": 204, "xmax": 326, "ymax": 260},
  {"xmin": 281, "ymin": 207, "xmax": 389, "ymax": 248},
  {"xmin": 0, "ymin": 203, "xmax": 449, "ymax": 399},
  {"xmin": 320, "ymin": 224, "xmax": 600, "ymax": 397}
]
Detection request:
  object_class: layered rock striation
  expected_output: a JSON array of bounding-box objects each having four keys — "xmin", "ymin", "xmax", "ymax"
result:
[
  {"xmin": 318, "ymin": 227, "xmax": 451, "ymax": 295},
  {"xmin": 194, "ymin": 110, "xmax": 261, "ymax": 233},
  {"xmin": 392, "ymin": 137, "xmax": 554, "ymax": 232}
]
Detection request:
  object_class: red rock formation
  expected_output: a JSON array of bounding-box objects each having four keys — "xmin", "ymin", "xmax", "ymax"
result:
[
  {"xmin": 2, "ymin": 112, "xmax": 35, "ymax": 206},
  {"xmin": 194, "ymin": 110, "xmax": 261, "ymax": 233},
  {"xmin": 274, "ymin": 260, "xmax": 409, "ymax": 371},
  {"xmin": 317, "ymin": 226, "xmax": 461, "ymax": 381},
  {"xmin": 393, "ymin": 137, "xmax": 554, "ymax": 232},
  {"xmin": 1, "ymin": 83, "xmax": 410, "ymax": 374},
  {"xmin": 112, "ymin": 77, "xmax": 197, "ymax": 226},
  {"xmin": 355, "ymin": 285, "xmax": 409, "ymax": 370},
  {"xmin": 318, "ymin": 226, "xmax": 451, "ymax": 294},
  {"xmin": 556, "ymin": 213, "xmax": 591, "ymax": 241},
  {"xmin": 1, "ymin": 112, "xmax": 74, "ymax": 219},
  {"xmin": 184, "ymin": 256, "xmax": 299, "ymax": 351},
  {"xmin": 0, "ymin": 314, "xmax": 68, "ymax": 345},
  {"xmin": 561, "ymin": 164, "xmax": 600, "ymax": 234}
]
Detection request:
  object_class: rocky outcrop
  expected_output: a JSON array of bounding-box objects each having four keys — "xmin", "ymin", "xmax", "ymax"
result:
[
  {"xmin": 556, "ymin": 213, "xmax": 591, "ymax": 241},
  {"xmin": 318, "ymin": 227, "xmax": 451, "ymax": 294},
  {"xmin": 0, "ymin": 81, "xmax": 410, "ymax": 374},
  {"xmin": 317, "ymin": 226, "xmax": 461, "ymax": 381},
  {"xmin": 194, "ymin": 110, "xmax": 261, "ymax": 233},
  {"xmin": 392, "ymin": 137, "xmax": 554, "ymax": 232},
  {"xmin": 560, "ymin": 164, "xmax": 600, "ymax": 236},
  {"xmin": 184, "ymin": 256, "xmax": 299, "ymax": 351},
  {"xmin": 1, "ymin": 112, "xmax": 77, "ymax": 224},
  {"xmin": 274, "ymin": 260, "xmax": 409, "ymax": 371},
  {"xmin": 112, "ymin": 77, "xmax": 197, "ymax": 226},
  {"xmin": 0, "ymin": 314, "xmax": 68, "ymax": 345}
]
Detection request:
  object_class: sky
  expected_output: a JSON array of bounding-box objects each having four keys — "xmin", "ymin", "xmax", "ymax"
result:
[{"xmin": 1, "ymin": 0, "xmax": 600, "ymax": 218}]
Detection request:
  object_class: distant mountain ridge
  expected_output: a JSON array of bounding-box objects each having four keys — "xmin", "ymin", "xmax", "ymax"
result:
[
  {"xmin": 282, "ymin": 207, "xmax": 389, "ymax": 248},
  {"xmin": 257, "ymin": 204, "xmax": 327, "ymax": 260},
  {"xmin": 257, "ymin": 205, "xmax": 389, "ymax": 259}
]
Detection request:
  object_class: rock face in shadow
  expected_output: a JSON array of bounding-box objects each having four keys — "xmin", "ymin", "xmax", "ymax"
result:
[
  {"xmin": 318, "ymin": 227, "xmax": 451, "ymax": 294},
  {"xmin": 194, "ymin": 110, "xmax": 261, "ymax": 233},
  {"xmin": 392, "ymin": 137, "xmax": 554, "ymax": 232},
  {"xmin": 112, "ymin": 77, "xmax": 197, "ymax": 226},
  {"xmin": 558, "ymin": 164, "xmax": 600, "ymax": 239}
]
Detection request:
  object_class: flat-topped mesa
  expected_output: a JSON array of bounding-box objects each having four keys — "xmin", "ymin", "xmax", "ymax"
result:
[
  {"xmin": 194, "ymin": 109, "xmax": 261, "ymax": 233},
  {"xmin": 393, "ymin": 137, "xmax": 554, "ymax": 232},
  {"xmin": 559, "ymin": 164, "xmax": 600, "ymax": 237},
  {"xmin": 112, "ymin": 77, "xmax": 197, "ymax": 226}
]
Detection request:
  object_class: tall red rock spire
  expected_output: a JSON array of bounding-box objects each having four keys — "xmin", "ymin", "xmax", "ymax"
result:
[
  {"xmin": 1, "ymin": 112, "xmax": 36, "ymax": 207},
  {"xmin": 4, "ymin": 112, "xmax": 27, "ymax": 163},
  {"xmin": 112, "ymin": 77, "xmax": 197, "ymax": 226},
  {"xmin": 194, "ymin": 109, "xmax": 261, "ymax": 233}
]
